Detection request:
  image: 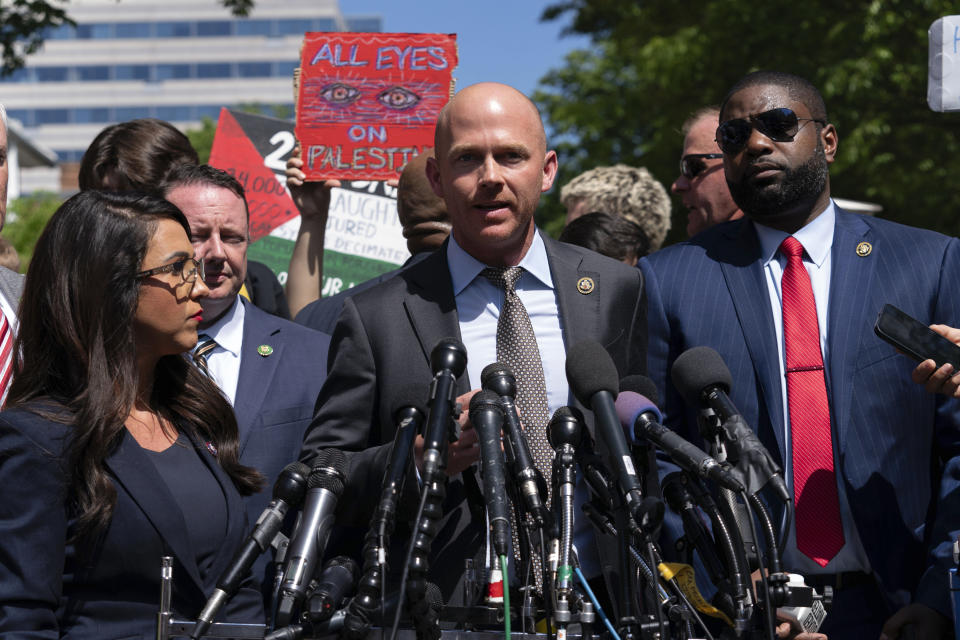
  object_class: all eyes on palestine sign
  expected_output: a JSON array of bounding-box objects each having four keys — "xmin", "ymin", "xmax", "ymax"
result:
[{"xmin": 295, "ymin": 32, "xmax": 458, "ymax": 181}]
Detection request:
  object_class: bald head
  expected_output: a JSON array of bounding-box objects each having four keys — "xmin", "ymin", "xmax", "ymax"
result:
[
  {"xmin": 434, "ymin": 82, "xmax": 547, "ymax": 157},
  {"xmin": 425, "ymin": 82, "xmax": 558, "ymax": 266}
]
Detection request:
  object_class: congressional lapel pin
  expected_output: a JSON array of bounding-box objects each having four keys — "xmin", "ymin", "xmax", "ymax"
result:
[
  {"xmin": 204, "ymin": 441, "xmax": 219, "ymax": 457},
  {"xmin": 257, "ymin": 344, "xmax": 274, "ymax": 357},
  {"xmin": 856, "ymin": 242, "xmax": 872, "ymax": 257},
  {"xmin": 576, "ymin": 276, "xmax": 595, "ymax": 295}
]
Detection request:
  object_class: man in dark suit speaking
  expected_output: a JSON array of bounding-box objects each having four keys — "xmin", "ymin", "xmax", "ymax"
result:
[
  {"xmin": 640, "ymin": 71, "xmax": 960, "ymax": 639},
  {"xmin": 301, "ymin": 82, "xmax": 646, "ymax": 605}
]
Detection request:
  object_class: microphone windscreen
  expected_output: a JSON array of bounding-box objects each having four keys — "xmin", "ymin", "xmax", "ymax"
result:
[
  {"xmin": 670, "ymin": 346, "xmax": 733, "ymax": 406},
  {"xmin": 615, "ymin": 391, "xmax": 663, "ymax": 441},
  {"xmin": 273, "ymin": 461, "xmax": 311, "ymax": 503},
  {"xmin": 619, "ymin": 374, "xmax": 660, "ymax": 405},
  {"xmin": 309, "ymin": 449, "xmax": 347, "ymax": 495},
  {"xmin": 391, "ymin": 383, "xmax": 427, "ymax": 417},
  {"xmin": 430, "ymin": 337, "xmax": 467, "ymax": 376},
  {"xmin": 565, "ymin": 340, "xmax": 619, "ymax": 405},
  {"xmin": 469, "ymin": 389, "xmax": 503, "ymax": 419}
]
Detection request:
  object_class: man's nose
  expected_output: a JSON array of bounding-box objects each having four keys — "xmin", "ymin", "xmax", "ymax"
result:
[{"xmin": 478, "ymin": 156, "xmax": 503, "ymax": 187}]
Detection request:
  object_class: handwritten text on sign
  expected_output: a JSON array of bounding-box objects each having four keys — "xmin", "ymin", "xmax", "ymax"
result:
[{"xmin": 296, "ymin": 32, "xmax": 457, "ymax": 180}]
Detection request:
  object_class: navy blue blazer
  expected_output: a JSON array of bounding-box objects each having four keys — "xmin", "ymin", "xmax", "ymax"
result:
[
  {"xmin": 231, "ymin": 299, "xmax": 330, "ymax": 593},
  {"xmin": 639, "ymin": 208, "xmax": 960, "ymax": 617},
  {"xmin": 0, "ymin": 407, "xmax": 264, "ymax": 639}
]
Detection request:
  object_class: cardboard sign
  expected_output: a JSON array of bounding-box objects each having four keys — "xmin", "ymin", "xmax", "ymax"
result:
[
  {"xmin": 295, "ymin": 32, "xmax": 457, "ymax": 180},
  {"xmin": 208, "ymin": 108, "xmax": 408, "ymax": 294}
]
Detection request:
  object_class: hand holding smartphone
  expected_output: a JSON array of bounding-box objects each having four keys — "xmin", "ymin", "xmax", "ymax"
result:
[{"xmin": 874, "ymin": 304, "xmax": 960, "ymax": 370}]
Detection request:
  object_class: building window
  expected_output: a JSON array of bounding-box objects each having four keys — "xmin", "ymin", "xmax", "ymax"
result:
[
  {"xmin": 156, "ymin": 22, "xmax": 192, "ymax": 38},
  {"xmin": 197, "ymin": 21, "xmax": 231, "ymax": 37},
  {"xmin": 238, "ymin": 62, "xmax": 271, "ymax": 77},
  {"xmin": 115, "ymin": 65, "xmax": 151, "ymax": 81},
  {"xmin": 236, "ymin": 20, "xmax": 272, "ymax": 36},
  {"xmin": 35, "ymin": 109, "xmax": 70, "ymax": 124},
  {"xmin": 73, "ymin": 108, "xmax": 110, "ymax": 123},
  {"xmin": 36, "ymin": 67, "xmax": 68, "ymax": 82},
  {"xmin": 77, "ymin": 66, "xmax": 110, "ymax": 81},
  {"xmin": 115, "ymin": 22, "xmax": 153, "ymax": 38},
  {"xmin": 155, "ymin": 64, "xmax": 191, "ymax": 81},
  {"xmin": 197, "ymin": 63, "xmax": 232, "ymax": 78}
]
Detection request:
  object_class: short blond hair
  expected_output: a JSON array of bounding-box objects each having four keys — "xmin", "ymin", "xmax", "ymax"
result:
[{"xmin": 560, "ymin": 164, "xmax": 671, "ymax": 251}]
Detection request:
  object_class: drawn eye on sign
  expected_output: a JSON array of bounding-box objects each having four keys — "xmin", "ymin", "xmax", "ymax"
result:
[{"xmin": 295, "ymin": 32, "xmax": 458, "ymax": 181}]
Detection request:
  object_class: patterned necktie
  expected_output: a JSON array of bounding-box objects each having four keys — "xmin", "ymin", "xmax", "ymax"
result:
[
  {"xmin": 482, "ymin": 266, "xmax": 553, "ymax": 592},
  {"xmin": 0, "ymin": 313, "xmax": 13, "ymax": 407},
  {"xmin": 779, "ymin": 236, "xmax": 844, "ymax": 567},
  {"xmin": 193, "ymin": 335, "xmax": 217, "ymax": 378}
]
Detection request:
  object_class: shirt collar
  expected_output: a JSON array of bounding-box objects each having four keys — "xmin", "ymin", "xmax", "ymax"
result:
[
  {"xmin": 200, "ymin": 295, "xmax": 244, "ymax": 357},
  {"xmin": 447, "ymin": 229, "xmax": 554, "ymax": 296},
  {"xmin": 754, "ymin": 199, "xmax": 836, "ymax": 268}
]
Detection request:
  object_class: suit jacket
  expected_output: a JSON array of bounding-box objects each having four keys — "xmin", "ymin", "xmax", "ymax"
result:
[
  {"xmin": 0, "ymin": 408, "xmax": 263, "ymax": 639},
  {"xmin": 231, "ymin": 299, "xmax": 330, "ymax": 596},
  {"xmin": 294, "ymin": 252, "xmax": 432, "ymax": 335},
  {"xmin": 0, "ymin": 266, "xmax": 23, "ymax": 310},
  {"xmin": 639, "ymin": 208, "xmax": 960, "ymax": 617},
  {"xmin": 301, "ymin": 232, "xmax": 647, "ymax": 605}
]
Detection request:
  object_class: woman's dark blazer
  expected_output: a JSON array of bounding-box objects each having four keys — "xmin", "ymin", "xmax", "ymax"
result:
[{"xmin": 0, "ymin": 407, "xmax": 264, "ymax": 638}]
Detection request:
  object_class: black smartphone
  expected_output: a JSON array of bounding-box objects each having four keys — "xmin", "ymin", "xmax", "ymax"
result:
[{"xmin": 874, "ymin": 303, "xmax": 960, "ymax": 370}]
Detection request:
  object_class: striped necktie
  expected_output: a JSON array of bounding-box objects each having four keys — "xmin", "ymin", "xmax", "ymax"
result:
[
  {"xmin": 0, "ymin": 313, "xmax": 13, "ymax": 406},
  {"xmin": 192, "ymin": 335, "xmax": 217, "ymax": 378}
]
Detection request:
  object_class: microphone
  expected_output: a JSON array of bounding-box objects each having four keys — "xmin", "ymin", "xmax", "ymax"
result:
[
  {"xmin": 306, "ymin": 556, "xmax": 359, "ymax": 623},
  {"xmin": 615, "ymin": 388, "xmax": 744, "ymax": 492},
  {"xmin": 420, "ymin": 338, "xmax": 467, "ymax": 480},
  {"xmin": 481, "ymin": 362, "xmax": 550, "ymax": 525},
  {"xmin": 547, "ymin": 406, "xmax": 582, "ymax": 600},
  {"xmin": 565, "ymin": 340, "xmax": 663, "ymax": 532},
  {"xmin": 378, "ymin": 384, "xmax": 427, "ymax": 524},
  {"xmin": 469, "ymin": 390, "xmax": 511, "ymax": 558},
  {"xmin": 191, "ymin": 461, "xmax": 310, "ymax": 639},
  {"xmin": 671, "ymin": 346, "xmax": 789, "ymax": 501},
  {"xmin": 275, "ymin": 449, "xmax": 348, "ymax": 627}
]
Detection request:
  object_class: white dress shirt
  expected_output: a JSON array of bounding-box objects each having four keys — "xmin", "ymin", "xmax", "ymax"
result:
[{"xmin": 194, "ymin": 296, "xmax": 245, "ymax": 406}]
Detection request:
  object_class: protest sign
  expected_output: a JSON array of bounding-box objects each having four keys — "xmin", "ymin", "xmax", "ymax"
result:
[{"xmin": 295, "ymin": 32, "xmax": 457, "ymax": 180}]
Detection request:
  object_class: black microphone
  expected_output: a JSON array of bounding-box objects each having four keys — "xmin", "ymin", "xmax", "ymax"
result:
[
  {"xmin": 306, "ymin": 556, "xmax": 359, "ymax": 623},
  {"xmin": 671, "ymin": 346, "xmax": 790, "ymax": 501},
  {"xmin": 616, "ymin": 388, "xmax": 744, "ymax": 492},
  {"xmin": 191, "ymin": 461, "xmax": 310, "ymax": 639},
  {"xmin": 565, "ymin": 340, "xmax": 663, "ymax": 532},
  {"xmin": 469, "ymin": 390, "xmax": 511, "ymax": 558},
  {"xmin": 567, "ymin": 406, "xmax": 616, "ymax": 512},
  {"xmin": 481, "ymin": 362, "xmax": 550, "ymax": 525},
  {"xmin": 420, "ymin": 338, "xmax": 467, "ymax": 480},
  {"xmin": 275, "ymin": 449, "xmax": 348, "ymax": 627},
  {"xmin": 378, "ymin": 384, "xmax": 427, "ymax": 522}
]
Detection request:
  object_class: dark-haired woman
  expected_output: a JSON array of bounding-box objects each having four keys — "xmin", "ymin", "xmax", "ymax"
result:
[{"xmin": 0, "ymin": 190, "xmax": 264, "ymax": 638}]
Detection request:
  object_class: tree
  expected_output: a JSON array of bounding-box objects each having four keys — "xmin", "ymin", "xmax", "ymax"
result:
[
  {"xmin": 535, "ymin": 0, "xmax": 960, "ymax": 243},
  {"xmin": 0, "ymin": 0, "xmax": 254, "ymax": 76},
  {"xmin": 4, "ymin": 192, "xmax": 62, "ymax": 269}
]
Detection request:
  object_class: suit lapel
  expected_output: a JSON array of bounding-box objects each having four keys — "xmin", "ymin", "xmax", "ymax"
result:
[
  {"xmin": 233, "ymin": 300, "xmax": 282, "ymax": 453},
  {"xmin": 183, "ymin": 431, "xmax": 248, "ymax": 586},
  {"xmin": 544, "ymin": 236, "xmax": 595, "ymax": 350},
  {"xmin": 104, "ymin": 431, "xmax": 205, "ymax": 595},
  {"xmin": 717, "ymin": 222, "xmax": 786, "ymax": 456},
  {"xmin": 825, "ymin": 210, "xmax": 874, "ymax": 447},
  {"xmin": 402, "ymin": 244, "xmax": 469, "ymax": 391}
]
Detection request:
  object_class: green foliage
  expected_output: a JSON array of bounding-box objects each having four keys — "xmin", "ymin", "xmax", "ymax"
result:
[
  {"xmin": 186, "ymin": 117, "xmax": 217, "ymax": 164},
  {"xmin": 4, "ymin": 192, "xmax": 62, "ymax": 269},
  {"xmin": 536, "ymin": 0, "xmax": 960, "ymax": 243},
  {"xmin": 0, "ymin": 0, "xmax": 256, "ymax": 76}
]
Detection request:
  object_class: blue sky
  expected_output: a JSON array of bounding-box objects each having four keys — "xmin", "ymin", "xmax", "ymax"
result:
[{"xmin": 343, "ymin": 0, "xmax": 592, "ymax": 97}]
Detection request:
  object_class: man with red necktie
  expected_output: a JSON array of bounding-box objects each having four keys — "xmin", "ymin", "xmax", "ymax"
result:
[
  {"xmin": 641, "ymin": 71, "xmax": 960, "ymax": 639},
  {"xmin": 0, "ymin": 105, "xmax": 25, "ymax": 405}
]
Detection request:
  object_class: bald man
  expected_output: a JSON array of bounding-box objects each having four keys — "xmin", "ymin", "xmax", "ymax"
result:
[{"xmin": 300, "ymin": 83, "xmax": 646, "ymax": 608}]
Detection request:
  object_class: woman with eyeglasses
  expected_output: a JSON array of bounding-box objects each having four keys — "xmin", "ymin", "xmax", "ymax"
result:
[{"xmin": 0, "ymin": 190, "xmax": 265, "ymax": 637}]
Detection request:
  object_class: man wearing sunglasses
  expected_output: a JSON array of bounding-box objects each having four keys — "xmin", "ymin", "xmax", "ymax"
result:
[
  {"xmin": 642, "ymin": 71, "xmax": 960, "ymax": 638},
  {"xmin": 671, "ymin": 106, "xmax": 743, "ymax": 237}
]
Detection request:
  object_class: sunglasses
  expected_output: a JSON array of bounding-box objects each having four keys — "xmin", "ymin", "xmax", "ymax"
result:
[
  {"xmin": 715, "ymin": 108, "xmax": 825, "ymax": 154},
  {"xmin": 679, "ymin": 153, "xmax": 723, "ymax": 179}
]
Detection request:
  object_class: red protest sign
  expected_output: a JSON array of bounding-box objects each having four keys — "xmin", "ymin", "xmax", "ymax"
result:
[
  {"xmin": 209, "ymin": 108, "xmax": 299, "ymax": 242},
  {"xmin": 295, "ymin": 32, "xmax": 457, "ymax": 181}
]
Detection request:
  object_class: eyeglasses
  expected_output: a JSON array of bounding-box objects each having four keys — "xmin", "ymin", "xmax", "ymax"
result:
[
  {"xmin": 136, "ymin": 257, "xmax": 204, "ymax": 285},
  {"xmin": 715, "ymin": 107, "xmax": 826, "ymax": 155},
  {"xmin": 679, "ymin": 153, "xmax": 723, "ymax": 179}
]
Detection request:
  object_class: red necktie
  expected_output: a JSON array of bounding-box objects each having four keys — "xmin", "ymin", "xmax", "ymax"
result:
[
  {"xmin": 779, "ymin": 236, "xmax": 844, "ymax": 567},
  {"xmin": 0, "ymin": 313, "xmax": 13, "ymax": 406}
]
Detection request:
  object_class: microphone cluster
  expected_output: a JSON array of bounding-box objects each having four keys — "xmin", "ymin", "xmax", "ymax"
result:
[{"xmin": 187, "ymin": 340, "xmax": 828, "ymax": 640}]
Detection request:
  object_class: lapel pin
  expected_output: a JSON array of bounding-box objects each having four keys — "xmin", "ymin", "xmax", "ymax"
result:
[
  {"xmin": 257, "ymin": 344, "xmax": 274, "ymax": 357},
  {"xmin": 204, "ymin": 441, "xmax": 218, "ymax": 457},
  {"xmin": 576, "ymin": 277, "xmax": 595, "ymax": 295},
  {"xmin": 856, "ymin": 242, "xmax": 872, "ymax": 257}
]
